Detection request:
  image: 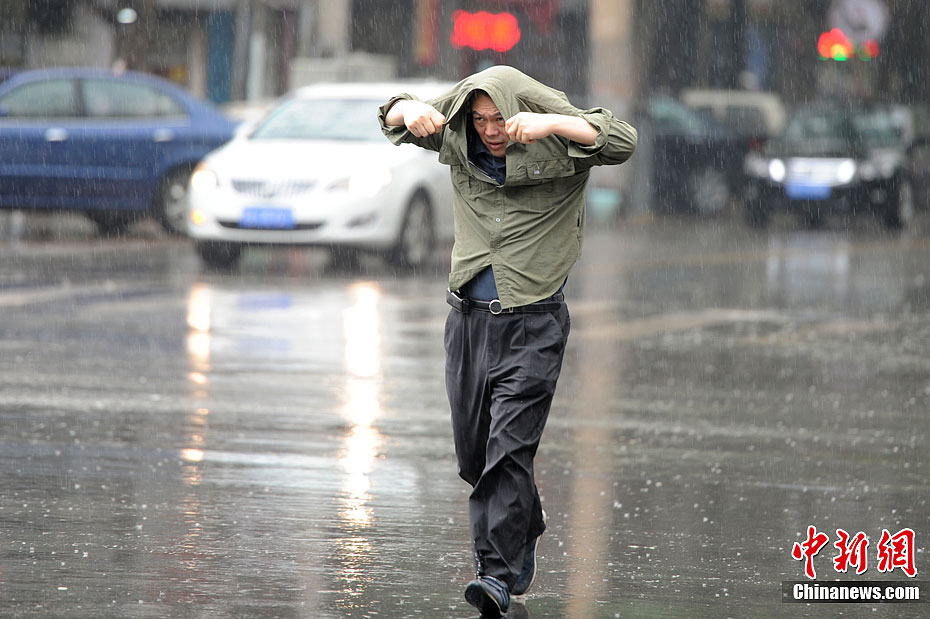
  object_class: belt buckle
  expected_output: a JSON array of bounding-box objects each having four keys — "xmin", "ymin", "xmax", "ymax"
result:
[{"xmin": 488, "ymin": 299, "xmax": 503, "ymax": 315}]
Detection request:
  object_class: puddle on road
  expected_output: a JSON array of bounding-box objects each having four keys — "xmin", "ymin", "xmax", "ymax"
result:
[{"xmin": 1, "ymin": 220, "xmax": 928, "ymax": 617}]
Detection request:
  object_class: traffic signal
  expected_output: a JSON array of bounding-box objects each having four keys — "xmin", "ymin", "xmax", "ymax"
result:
[
  {"xmin": 817, "ymin": 28, "xmax": 879, "ymax": 61},
  {"xmin": 450, "ymin": 10, "xmax": 521, "ymax": 53},
  {"xmin": 858, "ymin": 39, "xmax": 879, "ymax": 60},
  {"xmin": 818, "ymin": 28, "xmax": 853, "ymax": 60}
]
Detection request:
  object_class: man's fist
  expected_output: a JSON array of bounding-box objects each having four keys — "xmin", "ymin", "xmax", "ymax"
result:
[
  {"xmin": 404, "ymin": 101, "xmax": 446, "ymax": 138},
  {"xmin": 505, "ymin": 112, "xmax": 557, "ymax": 145}
]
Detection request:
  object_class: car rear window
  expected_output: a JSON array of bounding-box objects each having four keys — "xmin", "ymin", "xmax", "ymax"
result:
[{"xmin": 251, "ymin": 98, "xmax": 383, "ymax": 141}]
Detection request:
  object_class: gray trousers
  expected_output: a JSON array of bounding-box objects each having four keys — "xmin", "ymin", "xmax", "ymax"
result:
[{"xmin": 444, "ymin": 300, "xmax": 570, "ymax": 589}]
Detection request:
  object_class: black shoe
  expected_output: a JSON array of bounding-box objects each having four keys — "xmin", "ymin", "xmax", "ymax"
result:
[
  {"xmin": 512, "ymin": 510, "xmax": 547, "ymax": 597},
  {"xmin": 464, "ymin": 575, "xmax": 510, "ymax": 617}
]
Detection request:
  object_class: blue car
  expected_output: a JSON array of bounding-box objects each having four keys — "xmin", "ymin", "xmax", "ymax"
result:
[{"xmin": 0, "ymin": 68, "xmax": 237, "ymax": 234}]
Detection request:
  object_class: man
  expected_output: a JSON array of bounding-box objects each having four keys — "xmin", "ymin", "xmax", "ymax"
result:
[{"xmin": 379, "ymin": 66, "xmax": 636, "ymax": 617}]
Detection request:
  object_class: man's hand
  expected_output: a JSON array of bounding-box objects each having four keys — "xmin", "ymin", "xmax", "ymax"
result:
[
  {"xmin": 385, "ymin": 100, "xmax": 445, "ymax": 137},
  {"xmin": 404, "ymin": 101, "xmax": 446, "ymax": 137},
  {"xmin": 505, "ymin": 112, "xmax": 557, "ymax": 145},
  {"xmin": 506, "ymin": 112, "xmax": 598, "ymax": 146}
]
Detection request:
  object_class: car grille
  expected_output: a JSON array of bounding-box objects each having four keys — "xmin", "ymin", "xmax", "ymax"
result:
[
  {"xmin": 786, "ymin": 158, "xmax": 841, "ymax": 185},
  {"xmin": 231, "ymin": 179, "xmax": 316, "ymax": 198},
  {"xmin": 217, "ymin": 220, "xmax": 323, "ymax": 231}
]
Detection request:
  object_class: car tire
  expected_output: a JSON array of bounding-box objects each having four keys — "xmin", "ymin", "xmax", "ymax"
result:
[
  {"xmin": 884, "ymin": 176, "xmax": 914, "ymax": 230},
  {"xmin": 195, "ymin": 241, "xmax": 242, "ymax": 269},
  {"xmin": 386, "ymin": 191, "xmax": 434, "ymax": 269},
  {"xmin": 85, "ymin": 211, "xmax": 138, "ymax": 237},
  {"xmin": 687, "ymin": 167, "xmax": 730, "ymax": 215},
  {"xmin": 154, "ymin": 166, "xmax": 193, "ymax": 236}
]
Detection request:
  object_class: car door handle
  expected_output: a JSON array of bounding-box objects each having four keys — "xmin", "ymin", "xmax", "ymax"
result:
[
  {"xmin": 45, "ymin": 128, "xmax": 68, "ymax": 142},
  {"xmin": 153, "ymin": 128, "xmax": 175, "ymax": 142}
]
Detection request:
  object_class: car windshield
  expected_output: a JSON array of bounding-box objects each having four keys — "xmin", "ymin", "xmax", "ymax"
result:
[
  {"xmin": 251, "ymin": 98, "xmax": 382, "ymax": 141},
  {"xmin": 781, "ymin": 107, "xmax": 903, "ymax": 149}
]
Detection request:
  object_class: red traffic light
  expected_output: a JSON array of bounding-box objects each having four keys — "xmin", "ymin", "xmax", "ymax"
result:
[
  {"xmin": 818, "ymin": 28, "xmax": 854, "ymax": 61},
  {"xmin": 450, "ymin": 10, "xmax": 521, "ymax": 53},
  {"xmin": 817, "ymin": 28, "xmax": 879, "ymax": 61}
]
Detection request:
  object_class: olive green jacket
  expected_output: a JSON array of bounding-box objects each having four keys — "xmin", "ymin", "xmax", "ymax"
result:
[{"xmin": 379, "ymin": 65, "xmax": 637, "ymax": 308}]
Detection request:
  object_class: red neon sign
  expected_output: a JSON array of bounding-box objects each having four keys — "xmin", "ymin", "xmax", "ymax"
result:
[{"xmin": 450, "ymin": 10, "xmax": 521, "ymax": 53}]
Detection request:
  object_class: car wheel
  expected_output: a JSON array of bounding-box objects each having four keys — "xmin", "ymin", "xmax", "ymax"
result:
[
  {"xmin": 687, "ymin": 167, "xmax": 730, "ymax": 215},
  {"xmin": 884, "ymin": 176, "xmax": 914, "ymax": 230},
  {"xmin": 85, "ymin": 211, "xmax": 137, "ymax": 237},
  {"xmin": 387, "ymin": 191, "xmax": 434, "ymax": 269},
  {"xmin": 154, "ymin": 166, "xmax": 193, "ymax": 236},
  {"xmin": 195, "ymin": 241, "xmax": 242, "ymax": 269}
]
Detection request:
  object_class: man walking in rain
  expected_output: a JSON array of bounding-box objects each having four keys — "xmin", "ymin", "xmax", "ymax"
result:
[{"xmin": 379, "ymin": 65, "xmax": 636, "ymax": 617}]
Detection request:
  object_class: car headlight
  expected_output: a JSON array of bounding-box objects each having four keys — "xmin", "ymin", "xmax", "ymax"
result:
[
  {"xmin": 190, "ymin": 163, "xmax": 219, "ymax": 192},
  {"xmin": 744, "ymin": 152, "xmax": 769, "ymax": 178},
  {"xmin": 329, "ymin": 169, "xmax": 392, "ymax": 198},
  {"xmin": 835, "ymin": 159, "xmax": 856, "ymax": 184},
  {"xmin": 768, "ymin": 158, "xmax": 786, "ymax": 183},
  {"xmin": 860, "ymin": 155, "xmax": 897, "ymax": 181}
]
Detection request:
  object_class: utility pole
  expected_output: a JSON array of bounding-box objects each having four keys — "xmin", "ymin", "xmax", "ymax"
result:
[
  {"xmin": 232, "ymin": 0, "xmax": 252, "ymax": 100},
  {"xmin": 588, "ymin": 0, "xmax": 640, "ymax": 215}
]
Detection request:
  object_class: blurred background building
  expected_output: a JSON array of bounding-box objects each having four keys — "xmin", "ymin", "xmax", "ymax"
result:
[
  {"xmin": 7, "ymin": 0, "xmax": 927, "ymax": 214},
  {"xmin": 4, "ymin": 0, "xmax": 929, "ymax": 107}
]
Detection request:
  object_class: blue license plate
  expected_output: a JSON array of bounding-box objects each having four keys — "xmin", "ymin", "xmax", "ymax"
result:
[
  {"xmin": 240, "ymin": 207, "xmax": 295, "ymax": 229},
  {"xmin": 786, "ymin": 183, "xmax": 831, "ymax": 200}
]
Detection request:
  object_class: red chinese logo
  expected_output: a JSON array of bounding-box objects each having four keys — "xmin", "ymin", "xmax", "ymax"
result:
[
  {"xmin": 833, "ymin": 529, "xmax": 869, "ymax": 575},
  {"xmin": 792, "ymin": 525, "xmax": 830, "ymax": 579},
  {"xmin": 877, "ymin": 528, "xmax": 916, "ymax": 577},
  {"xmin": 792, "ymin": 526, "xmax": 917, "ymax": 579}
]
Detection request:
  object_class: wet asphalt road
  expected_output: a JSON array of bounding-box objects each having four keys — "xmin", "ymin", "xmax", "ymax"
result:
[{"xmin": 1, "ymin": 212, "xmax": 929, "ymax": 618}]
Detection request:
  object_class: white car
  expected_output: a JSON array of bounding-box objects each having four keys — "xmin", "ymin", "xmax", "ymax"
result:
[{"xmin": 186, "ymin": 81, "xmax": 455, "ymax": 269}]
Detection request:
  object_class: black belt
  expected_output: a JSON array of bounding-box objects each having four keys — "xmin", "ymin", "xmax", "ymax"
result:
[{"xmin": 446, "ymin": 288, "xmax": 563, "ymax": 315}]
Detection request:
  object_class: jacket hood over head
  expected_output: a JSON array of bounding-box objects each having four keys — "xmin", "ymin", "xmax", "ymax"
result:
[
  {"xmin": 444, "ymin": 65, "xmax": 529, "ymax": 121},
  {"xmin": 433, "ymin": 65, "xmax": 579, "ymax": 166}
]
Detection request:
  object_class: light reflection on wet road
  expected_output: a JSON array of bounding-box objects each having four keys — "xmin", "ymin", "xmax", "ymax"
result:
[{"xmin": 1, "ymin": 214, "xmax": 928, "ymax": 618}]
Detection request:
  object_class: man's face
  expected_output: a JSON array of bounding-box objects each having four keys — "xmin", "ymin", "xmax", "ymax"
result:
[{"xmin": 471, "ymin": 93, "xmax": 507, "ymax": 157}]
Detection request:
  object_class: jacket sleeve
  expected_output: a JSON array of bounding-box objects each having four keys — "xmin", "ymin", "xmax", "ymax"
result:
[
  {"xmin": 378, "ymin": 93, "xmax": 444, "ymax": 153},
  {"xmin": 521, "ymin": 89, "xmax": 637, "ymax": 168},
  {"xmin": 569, "ymin": 107, "xmax": 638, "ymax": 167}
]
